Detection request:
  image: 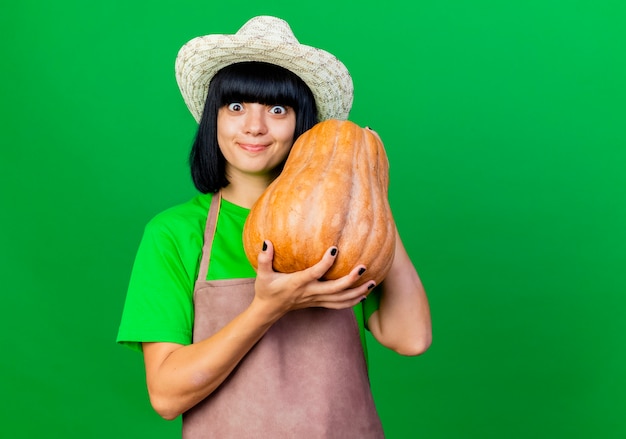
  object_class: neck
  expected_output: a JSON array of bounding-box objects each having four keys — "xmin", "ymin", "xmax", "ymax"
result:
[{"xmin": 220, "ymin": 173, "xmax": 275, "ymax": 209}]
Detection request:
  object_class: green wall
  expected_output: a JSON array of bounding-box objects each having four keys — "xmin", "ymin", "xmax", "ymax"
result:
[{"xmin": 2, "ymin": 1, "xmax": 625, "ymax": 437}]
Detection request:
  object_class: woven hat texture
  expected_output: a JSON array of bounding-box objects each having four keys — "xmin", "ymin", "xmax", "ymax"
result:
[{"xmin": 175, "ymin": 16, "xmax": 354, "ymax": 123}]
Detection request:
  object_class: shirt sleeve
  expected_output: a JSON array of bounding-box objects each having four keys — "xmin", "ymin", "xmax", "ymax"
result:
[
  {"xmin": 116, "ymin": 215, "xmax": 198, "ymax": 353},
  {"xmin": 362, "ymin": 287, "xmax": 381, "ymax": 329}
]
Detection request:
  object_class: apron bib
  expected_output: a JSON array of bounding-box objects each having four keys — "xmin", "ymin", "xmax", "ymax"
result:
[{"xmin": 182, "ymin": 192, "xmax": 384, "ymax": 438}]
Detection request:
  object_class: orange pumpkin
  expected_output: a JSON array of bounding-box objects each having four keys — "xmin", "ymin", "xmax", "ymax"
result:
[{"xmin": 243, "ymin": 119, "xmax": 396, "ymax": 287}]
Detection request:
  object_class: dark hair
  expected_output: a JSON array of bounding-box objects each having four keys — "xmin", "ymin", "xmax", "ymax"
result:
[{"xmin": 189, "ymin": 61, "xmax": 318, "ymax": 193}]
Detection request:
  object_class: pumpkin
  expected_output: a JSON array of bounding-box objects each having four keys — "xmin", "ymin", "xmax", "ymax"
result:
[{"xmin": 242, "ymin": 119, "xmax": 396, "ymax": 287}]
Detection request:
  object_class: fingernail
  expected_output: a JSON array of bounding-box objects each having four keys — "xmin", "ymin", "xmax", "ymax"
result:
[
  {"xmin": 358, "ymin": 267, "xmax": 366, "ymax": 276},
  {"xmin": 366, "ymin": 126, "xmax": 374, "ymax": 130},
  {"xmin": 262, "ymin": 241, "xmax": 267, "ymax": 251},
  {"xmin": 360, "ymin": 296, "xmax": 367, "ymax": 303},
  {"xmin": 368, "ymin": 282, "xmax": 376, "ymax": 290},
  {"xmin": 330, "ymin": 247, "xmax": 337, "ymax": 256}
]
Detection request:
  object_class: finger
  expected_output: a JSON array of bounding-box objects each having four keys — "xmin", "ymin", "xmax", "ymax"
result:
[
  {"xmin": 314, "ymin": 282, "xmax": 376, "ymax": 310},
  {"xmin": 305, "ymin": 246, "xmax": 339, "ymax": 280},
  {"xmin": 365, "ymin": 126, "xmax": 380, "ymax": 138},
  {"xmin": 256, "ymin": 240, "xmax": 274, "ymax": 274},
  {"xmin": 312, "ymin": 264, "xmax": 369, "ymax": 294},
  {"xmin": 311, "ymin": 276, "xmax": 375, "ymax": 304},
  {"xmin": 317, "ymin": 296, "xmax": 365, "ymax": 310}
]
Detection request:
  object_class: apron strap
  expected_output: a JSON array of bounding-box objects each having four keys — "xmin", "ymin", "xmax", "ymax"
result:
[{"xmin": 197, "ymin": 190, "xmax": 222, "ymax": 281}]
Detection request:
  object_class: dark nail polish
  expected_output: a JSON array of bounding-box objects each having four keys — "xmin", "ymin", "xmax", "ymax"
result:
[
  {"xmin": 262, "ymin": 241, "xmax": 267, "ymax": 251},
  {"xmin": 368, "ymin": 283, "xmax": 376, "ymax": 290},
  {"xmin": 360, "ymin": 297, "xmax": 366, "ymax": 303},
  {"xmin": 358, "ymin": 267, "xmax": 366, "ymax": 276},
  {"xmin": 330, "ymin": 248, "xmax": 337, "ymax": 256}
]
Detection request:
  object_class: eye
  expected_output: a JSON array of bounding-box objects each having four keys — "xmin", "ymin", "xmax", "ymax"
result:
[
  {"xmin": 269, "ymin": 105, "xmax": 287, "ymax": 115},
  {"xmin": 227, "ymin": 102, "xmax": 243, "ymax": 112}
]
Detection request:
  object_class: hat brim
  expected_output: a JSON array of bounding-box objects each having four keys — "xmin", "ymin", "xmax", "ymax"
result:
[{"xmin": 175, "ymin": 33, "xmax": 353, "ymax": 123}]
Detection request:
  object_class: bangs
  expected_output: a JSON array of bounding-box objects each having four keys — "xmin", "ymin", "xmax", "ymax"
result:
[{"xmin": 212, "ymin": 62, "xmax": 311, "ymax": 111}]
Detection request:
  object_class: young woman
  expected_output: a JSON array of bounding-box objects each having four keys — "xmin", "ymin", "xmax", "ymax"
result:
[{"xmin": 117, "ymin": 16, "xmax": 431, "ymax": 438}]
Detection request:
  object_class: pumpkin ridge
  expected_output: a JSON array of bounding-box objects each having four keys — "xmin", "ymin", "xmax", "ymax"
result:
[
  {"xmin": 337, "ymin": 124, "xmax": 370, "ymax": 279},
  {"xmin": 363, "ymin": 128, "xmax": 394, "ymax": 282},
  {"xmin": 359, "ymin": 129, "xmax": 382, "ymax": 276},
  {"xmin": 290, "ymin": 120, "xmax": 347, "ymax": 270},
  {"xmin": 274, "ymin": 128, "xmax": 322, "ymax": 271},
  {"xmin": 348, "ymin": 126, "xmax": 369, "ymax": 276},
  {"xmin": 327, "ymin": 122, "xmax": 358, "ymax": 277},
  {"xmin": 322, "ymin": 121, "xmax": 351, "ymax": 264}
]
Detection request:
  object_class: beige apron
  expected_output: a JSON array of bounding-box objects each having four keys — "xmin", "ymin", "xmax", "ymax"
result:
[{"xmin": 182, "ymin": 192, "xmax": 384, "ymax": 438}]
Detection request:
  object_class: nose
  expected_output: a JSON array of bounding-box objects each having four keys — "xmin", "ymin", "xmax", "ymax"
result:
[{"xmin": 243, "ymin": 104, "xmax": 268, "ymax": 135}]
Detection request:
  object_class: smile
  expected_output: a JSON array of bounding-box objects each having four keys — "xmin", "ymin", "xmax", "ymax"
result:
[{"xmin": 239, "ymin": 143, "xmax": 269, "ymax": 153}]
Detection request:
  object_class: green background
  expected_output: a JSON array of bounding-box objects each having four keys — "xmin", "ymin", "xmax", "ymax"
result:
[{"xmin": 2, "ymin": 0, "xmax": 625, "ymax": 437}]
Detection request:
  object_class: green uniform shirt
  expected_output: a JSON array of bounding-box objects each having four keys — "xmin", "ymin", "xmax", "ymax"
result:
[{"xmin": 116, "ymin": 193, "xmax": 380, "ymax": 357}]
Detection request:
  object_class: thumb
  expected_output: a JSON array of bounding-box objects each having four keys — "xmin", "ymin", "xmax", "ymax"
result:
[{"xmin": 256, "ymin": 240, "xmax": 275, "ymax": 273}]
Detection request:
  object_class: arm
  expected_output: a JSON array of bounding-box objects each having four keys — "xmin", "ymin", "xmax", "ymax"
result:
[
  {"xmin": 367, "ymin": 228, "xmax": 432, "ymax": 356},
  {"xmin": 143, "ymin": 241, "xmax": 371, "ymax": 420},
  {"xmin": 143, "ymin": 301, "xmax": 279, "ymax": 420}
]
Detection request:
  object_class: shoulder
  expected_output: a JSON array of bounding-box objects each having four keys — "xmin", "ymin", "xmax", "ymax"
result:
[
  {"xmin": 145, "ymin": 193, "xmax": 213, "ymax": 237},
  {"xmin": 126, "ymin": 193, "xmax": 214, "ymax": 298}
]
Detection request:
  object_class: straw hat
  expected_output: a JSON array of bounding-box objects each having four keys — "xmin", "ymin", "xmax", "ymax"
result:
[{"xmin": 175, "ymin": 16, "xmax": 354, "ymax": 123}]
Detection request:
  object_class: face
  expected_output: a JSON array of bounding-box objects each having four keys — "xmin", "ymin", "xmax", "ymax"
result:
[{"xmin": 217, "ymin": 101, "xmax": 296, "ymax": 182}]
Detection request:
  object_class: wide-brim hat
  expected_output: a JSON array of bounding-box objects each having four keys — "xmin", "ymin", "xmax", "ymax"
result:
[{"xmin": 175, "ymin": 15, "xmax": 354, "ymax": 123}]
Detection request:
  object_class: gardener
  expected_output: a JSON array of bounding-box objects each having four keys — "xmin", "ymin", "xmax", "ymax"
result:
[{"xmin": 117, "ymin": 15, "xmax": 431, "ymax": 438}]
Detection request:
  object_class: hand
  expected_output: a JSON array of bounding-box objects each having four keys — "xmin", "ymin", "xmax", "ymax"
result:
[{"xmin": 253, "ymin": 240, "xmax": 374, "ymax": 317}]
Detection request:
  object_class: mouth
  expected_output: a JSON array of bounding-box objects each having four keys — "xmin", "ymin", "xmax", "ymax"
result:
[{"xmin": 239, "ymin": 143, "xmax": 269, "ymax": 153}]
